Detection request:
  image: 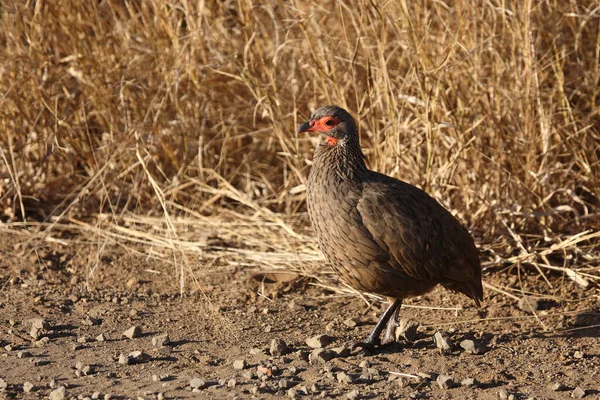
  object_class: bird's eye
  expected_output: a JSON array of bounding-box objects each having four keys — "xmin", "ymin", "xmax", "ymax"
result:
[{"xmin": 325, "ymin": 119, "xmax": 335, "ymax": 126}]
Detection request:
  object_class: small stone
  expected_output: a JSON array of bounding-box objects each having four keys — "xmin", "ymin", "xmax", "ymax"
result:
[
  {"xmin": 249, "ymin": 347, "xmax": 262, "ymax": 355},
  {"xmin": 117, "ymin": 353, "xmax": 129, "ymax": 365},
  {"xmin": 33, "ymin": 358, "xmax": 50, "ymax": 366},
  {"xmin": 310, "ymin": 383, "xmax": 320, "ymax": 393},
  {"xmin": 23, "ymin": 381, "xmax": 34, "ymax": 393},
  {"xmin": 396, "ymin": 318, "xmax": 419, "ymax": 342},
  {"xmin": 30, "ymin": 319, "xmax": 51, "ymax": 331},
  {"xmin": 35, "ymin": 337, "xmax": 50, "ymax": 347},
  {"xmin": 227, "ymin": 378, "xmax": 237, "ymax": 388},
  {"xmin": 270, "ymin": 338, "xmax": 289, "ymax": 356},
  {"xmin": 96, "ymin": 334, "xmax": 106, "ymax": 342},
  {"xmin": 72, "ymin": 344, "xmax": 83, "ymax": 351},
  {"xmin": 233, "ymin": 359, "xmax": 247, "ymax": 370},
  {"xmin": 242, "ymin": 370, "xmax": 255, "ymax": 380},
  {"xmin": 190, "ymin": 377, "xmax": 206, "ymax": 390},
  {"xmin": 460, "ymin": 339, "xmax": 487, "ymax": 355},
  {"xmin": 104, "ymin": 394, "xmax": 113, "ymax": 400},
  {"xmin": 75, "ymin": 361, "xmax": 85, "ymax": 370},
  {"xmin": 77, "ymin": 336, "xmax": 89, "ymax": 344},
  {"xmin": 306, "ymin": 334, "xmax": 333, "ymax": 349},
  {"xmin": 128, "ymin": 351, "xmax": 150, "ymax": 364},
  {"xmin": 461, "ymin": 377, "xmax": 478, "ymax": 388},
  {"xmin": 83, "ymin": 316, "xmax": 102, "ymax": 326},
  {"xmin": 332, "ymin": 346, "xmax": 350, "ymax": 358},
  {"xmin": 337, "ymin": 372, "xmax": 354, "ymax": 384},
  {"xmin": 574, "ymin": 350, "xmax": 584, "ymax": 359},
  {"xmin": 30, "ymin": 327, "xmax": 42, "ymax": 340},
  {"xmin": 49, "ymin": 386, "xmax": 67, "ymax": 400},
  {"xmin": 287, "ymin": 388, "xmax": 297, "ymax": 398},
  {"xmin": 152, "ymin": 334, "xmax": 170, "ymax": 348},
  {"xmin": 157, "ymin": 393, "xmax": 164, "ymax": 400},
  {"xmin": 17, "ymin": 351, "xmax": 32, "ymax": 359},
  {"xmin": 518, "ymin": 296, "xmax": 540, "ymax": 313},
  {"xmin": 122, "ymin": 326, "xmax": 142, "ymax": 339},
  {"xmin": 551, "ymin": 382, "xmax": 567, "ymax": 391},
  {"xmin": 571, "ymin": 387, "xmax": 586, "ymax": 399},
  {"xmin": 309, "ymin": 348, "xmax": 335, "ymax": 364},
  {"xmin": 346, "ymin": 389, "xmax": 360, "ymax": 400},
  {"xmin": 0, "ymin": 378, "xmax": 7, "ymax": 390},
  {"xmin": 279, "ymin": 379, "xmax": 292, "ymax": 389},
  {"xmin": 92, "ymin": 392, "xmax": 101, "ymax": 399},
  {"xmin": 436, "ymin": 374, "xmax": 454, "ymax": 389},
  {"xmin": 344, "ymin": 318, "xmax": 359, "ymax": 328},
  {"xmin": 433, "ymin": 331, "xmax": 453, "ymax": 353},
  {"xmin": 264, "ymin": 325, "xmax": 272, "ymax": 333},
  {"xmin": 498, "ymin": 388, "xmax": 509, "ymax": 399},
  {"xmin": 257, "ymin": 365, "xmax": 273, "ymax": 377},
  {"xmin": 4, "ymin": 345, "xmax": 13, "ymax": 351}
]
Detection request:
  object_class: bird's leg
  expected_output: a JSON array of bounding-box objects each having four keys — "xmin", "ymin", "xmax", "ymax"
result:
[
  {"xmin": 351, "ymin": 299, "xmax": 402, "ymax": 351},
  {"xmin": 380, "ymin": 299, "xmax": 402, "ymax": 345}
]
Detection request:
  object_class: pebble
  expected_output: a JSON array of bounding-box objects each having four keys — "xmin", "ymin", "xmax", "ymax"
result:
[
  {"xmin": 574, "ymin": 350, "xmax": 584, "ymax": 359},
  {"xmin": 332, "ymin": 346, "xmax": 350, "ymax": 358},
  {"xmin": 0, "ymin": 378, "xmax": 7, "ymax": 390},
  {"xmin": 518, "ymin": 296, "xmax": 540, "ymax": 313},
  {"xmin": 227, "ymin": 378, "xmax": 237, "ymax": 388},
  {"xmin": 17, "ymin": 351, "xmax": 32, "ymax": 359},
  {"xmin": 306, "ymin": 334, "xmax": 333, "ymax": 349},
  {"xmin": 117, "ymin": 353, "xmax": 129, "ymax": 365},
  {"xmin": 29, "ymin": 327, "xmax": 42, "ymax": 340},
  {"xmin": 96, "ymin": 334, "xmax": 106, "ymax": 342},
  {"xmin": 35, "ymin": 337, "xmax": 50, "ymax": 347},
  {"xmin": 270, "ymin": 338, "xmax": 289, "ymax": 356},
  {"xmin": 128, "ymin": 351, "xmax": 150, "ymax": 364},
  {"xmin": 572, "ymin": 387, "xmax": 586, "ymax": 399},
  {"xmin": 123, "ymin": 326, "xmax": 142, "ymax": 339},
  {"xmin": 23, "ymin": 381, "xmax": 34, "ymax": 393},
  {"xmin": 551, "ymin": 382, "xmax": 568, "ymax": 391},
  {"xmin": 242, "ymin": 370, "xmax": 255, "ymax": 380},
  {"xmin": 49, "ymin": 386, "xmax": 67, "ymax": 400},
  {"xmin": 249, "ymin": 348, "xmax": 263, "ymax": 355},
  {"xmin": 337, "ymin": 372, "xmax": 354, "ymax": 384},
  {"xmin": 287, "ymin": 388, "xmax": 297, "ymax": 398},
  {"xmin": 433, "ymin": 331, "xmax": 453, "ymax": 353},
  {"xmin": 436, "ymin": 374, "xmax": 454, "ymax": 389},
  {"xmin": 460, "ymin": 339, "xmax": 487, "ymax": 355},
  {"xmin": 309, "ymin": 348, "xmax": 335, "ymax": 364},
  {"xmin": 152, "ymin": 334, "xmax": 170, "ymax": 348},
  {"xmin": 83, "ymin": 316, "xmax": 102, "ymax": 326},
  {"xmin": 279, "ymin": 379, "xmax": 292, "ymax": 389},
  {"xmin": 344, "ymin": 318, "xmax": 359, "ymax": 328},
  {"xmin": 30, "ymin": 319, "xmax": 51, "ymax": 331},
  {"xmin": 233, "ymin": 359, "xmax": 247, "ymax": 370},
  {"xmin": 346, "ymin": 389, "xmax": 360, "ymax": 400},
  {"xmin": 396, "ymin": 318, "xmax": 419, "ymax": 342},
  {"xmin": 4, "ymin": 345, "xmax": 12, "ymax": 351},
  {"xmin": 189, "ymin": 377, "xmax": 207, "ymax": 390},
  {"xmin": 77, "ymin": 336, "xmax": 90, "ymax": 344},
  {"xmin": 92, "ymin": 392, "xmax": 101, "ymax": 399},
  {"xmin": 461, "ymin": 377, "xmax": 478, "ymax": 388},
  {"xmin": 498, "ymin": 388, "xmax": 509, "ymax": 399}
]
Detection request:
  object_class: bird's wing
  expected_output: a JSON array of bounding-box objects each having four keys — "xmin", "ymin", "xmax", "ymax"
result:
[{"xmin": 356, "ymin": 176, "xmax": 480, "ymax": 285}]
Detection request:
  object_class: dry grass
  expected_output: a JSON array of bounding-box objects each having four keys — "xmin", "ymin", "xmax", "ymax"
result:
[{"xmin": 1, "ymin": 0, "xmax": 599, "ymax": 298}]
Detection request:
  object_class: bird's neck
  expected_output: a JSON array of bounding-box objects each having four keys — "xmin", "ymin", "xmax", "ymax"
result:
[{"xmin": 313, "ymin": 137, "xmax": 368, "ymax": 181}]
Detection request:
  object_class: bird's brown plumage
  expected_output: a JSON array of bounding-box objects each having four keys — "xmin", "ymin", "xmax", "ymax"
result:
[{"xmin": 298, "ymin": 105, "xmax": 483, "ymax": 345}]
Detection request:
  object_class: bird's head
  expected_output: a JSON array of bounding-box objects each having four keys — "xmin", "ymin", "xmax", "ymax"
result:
[{"xmin": 296, "ymin": 105, "xmax": 358, "ymax": 148}]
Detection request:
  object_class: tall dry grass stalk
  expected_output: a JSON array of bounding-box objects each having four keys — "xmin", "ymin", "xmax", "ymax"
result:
[{"xmin": 0, "ymin": 0, "xmax": 598, "ymax": 291}]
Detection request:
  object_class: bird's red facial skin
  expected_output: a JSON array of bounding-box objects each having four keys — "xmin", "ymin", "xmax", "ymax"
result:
[
  {"xmin": 304, "ymin": 117, "xmax": 340, "ymax": 133},
  {"xmin": 325, "ymin": 136, "xmax": 338, "ymax": 146}
]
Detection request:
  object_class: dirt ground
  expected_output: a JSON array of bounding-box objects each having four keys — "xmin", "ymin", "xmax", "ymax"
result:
[{"xmin": 0, "ymin": 232, "xmax": 599, "ymax": 400}]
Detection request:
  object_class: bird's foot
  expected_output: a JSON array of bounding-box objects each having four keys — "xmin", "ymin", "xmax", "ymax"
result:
[{"xmin": 349, "ymin": 338, "xmax": 378, "ymax": 354}]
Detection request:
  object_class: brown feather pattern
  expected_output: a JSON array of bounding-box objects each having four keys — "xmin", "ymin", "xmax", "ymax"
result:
[{"xmin": 303, "ymin": 106, "xmax": 483, "ymax": 308}]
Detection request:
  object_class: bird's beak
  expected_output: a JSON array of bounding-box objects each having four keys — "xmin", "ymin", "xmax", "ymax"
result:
[{"xmin": 296, "ymin": 121, "xmax": 314, "ymax": 136}]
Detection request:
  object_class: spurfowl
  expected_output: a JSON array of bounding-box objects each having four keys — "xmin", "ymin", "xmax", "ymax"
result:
[{"xmin": 297, "ymin": 106, "xmax": 483, "ymax": 346}]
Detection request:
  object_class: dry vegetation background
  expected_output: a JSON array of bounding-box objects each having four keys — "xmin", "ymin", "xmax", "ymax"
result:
[{"xmin": 0, "ymin": 0, "xmax": 599, "ymax": 295}]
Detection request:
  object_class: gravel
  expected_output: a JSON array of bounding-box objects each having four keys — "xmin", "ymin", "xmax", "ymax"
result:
[
  {"xmin": 49, "ymin": 386, "xmax": 67, "ymax": 400},
  {"xmin": 152, "ymin": 334, "xmax": 170, "ymax": 348},
  {"xmin": 23, "ymin": 381, "xmax": 34, "ymax": 393},
  {"xmin": 336, "ymin": 371, "xmax": 354, "ymax": 384},
  {"xmin": 460, "ymin": 339, "xmax": 488, "ymax": 354},
  {"xmin": 396, "ymin": 318, "xmax": 419, "ymax": 342},
  {"xmin": 436, "ymin": 374, "xmax": 454, "ymax": 389},
  {"xmin": 461, "ymin": 377, "xmax": 478, "ymax": 388},
  {"xmin": 518, "ymin": 296, "xmax": 540, "ymax": 313},
  {"xmin": 306, "ymin": 334, "xmax": 333, "ymax": 349},
  {"xmin": 433, "ymin": 331, "xmax": 453, "ymax": 353},
  {"xmin": 309, "ymin": 348, "xmax": 336, "ymax": 364},
  {"xmin": 233, "ymin": 359, "xmax": 247, "ymax": 370},
  {"xmin": 270, "ymin": 338, "xmax": 289, "ymax": 356},
  {"xmin": 122, "ymin": 326, "xmax": 142, "ymax": 339},
  {"xmin": 344, "ymin": 318, "xmax": 359, "ymax": 328},
  {"xmin": 190, "ymin": 377, "xmax": 207, "ymax": 390},
  {"xmin": 572, "ymin": 387, "xmax": 586, "ymax": 399}
]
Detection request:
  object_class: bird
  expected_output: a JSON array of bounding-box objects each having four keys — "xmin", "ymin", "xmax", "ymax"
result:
[{"xmin": 297, "ymin": 105, "xmax": 483, "ymax": 347}]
